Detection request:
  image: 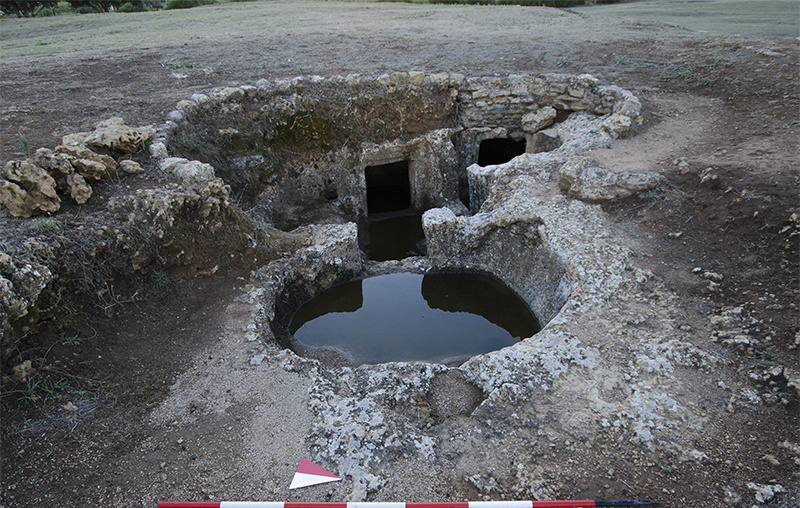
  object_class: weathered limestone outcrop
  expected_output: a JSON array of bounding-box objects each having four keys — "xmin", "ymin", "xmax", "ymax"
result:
[
  {"xmin": 0, "ymin": 250, "xmax": 53, "ymax": 360},
  {"xmin": 0, "ymin": 118, "xmax": 156, "ymax": 218},
  {"xmin": 0, "ymin": 116, "xmax": 253, "ymax": 358},
  {"xmin": 54, "ymin": 144, "xmax": 117, "ymax": 181},
  {"xmin": 32, "ymin": 148, "xmax": 93, "ymax": 204},
  {"xmin": 558, "ymin": 156, "xmax": 663, "ymax": 201},
  {"xmin": 62, "ymin": 117, "xmax": 156, "ymax": 154},
  {"xmin": 0, "ymin": 160, "xmax": 60, "ymax": 217},
  {"xmin": 158, "ymin": 157, "xmax": 217, "ymax": 184}
]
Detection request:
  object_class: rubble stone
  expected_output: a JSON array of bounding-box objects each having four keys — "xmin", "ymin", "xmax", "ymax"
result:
[
  {"xmin": 0, "ymin": 160, "xmax": 60, "ymax": 217},
  {"xmin": 522, "ymin": 106, "xmax": 557, "ymax": 132},
  {"xmin": 119, "ymin": 160, "xmax": 144, "ymax": 175},
  {"xmin": 32, "ymin": 148, "xmax": 92, "ymax": 204},
  {"xmin": 62, "ymin": 117, "xmax": 156, "ymax": 154},
  {"xmin": 55, "ymin": 144, "xmax": 116, "ymax": 181}
]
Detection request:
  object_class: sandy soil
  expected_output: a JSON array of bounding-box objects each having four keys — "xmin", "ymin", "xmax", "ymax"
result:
[{"xmin": 1, "ymin": 2, "xmax": 798, "ymax": 507}]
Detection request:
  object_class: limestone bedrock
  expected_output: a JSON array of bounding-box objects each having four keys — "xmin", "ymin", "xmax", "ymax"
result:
[{"xmin": 246, "ymin": 110, "xmax": 722, "ymax": 499}]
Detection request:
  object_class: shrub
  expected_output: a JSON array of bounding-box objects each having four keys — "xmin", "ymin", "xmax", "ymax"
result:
[
  {"xmin": 165, "ymin": 0, "xmax": 215, "ymax": 9},
  {"xmin": 67, "ymin": 1, "xmax": 124, "ymax": 12},
  {"xmin": 32, "ymin": 1, "xmax": 76, "ymax": 17},
  {"xmin": 117, "ymin": 1, "xmax": 150, "ymax": 11},
  {"xmin": 2, "ymin": 1, "xmax": 55, "ymax": 17}
]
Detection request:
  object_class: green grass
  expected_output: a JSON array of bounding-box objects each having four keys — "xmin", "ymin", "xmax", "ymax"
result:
[
  {"xmin": 578, "ymin": 0, "xmax": 800, "ymax": 39},
  {"xmin": 152, "ymin": 270, "xmax": 170, "ymax": 288},
  {"xmin": 0, "ymin": 0, "xmax": 795, "ymax": 64},
  {"xmin": 379, "ymin": 0, "xmax": 588, "ymax": 4},
  {"xmin": 61, "ymin": 334, "xmax": 81, "ymax": 346}
]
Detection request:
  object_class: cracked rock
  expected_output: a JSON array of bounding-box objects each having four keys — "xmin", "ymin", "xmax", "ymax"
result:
[
  {"xmin": 558, "ymin": 156, "xmax": 662, "ymax": 201},
  {"xmin": 0, "ymin": 159, "xmax": 61, "ymax": 217},
  {"xmin": 55, "ymin": 144, "xmax": 117, "ymax": 181},
  {"xmin": 62, "ymin": 117, "xmax": 156, "ymax": 154}
]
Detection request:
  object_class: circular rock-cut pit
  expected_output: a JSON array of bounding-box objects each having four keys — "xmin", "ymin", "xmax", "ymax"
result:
[
  {"xmin": 151, "ymin": 72, "xmax": 701, "ymax": 496},
  {"xmin": 156, "ymin": 72, "xmax": 647, "ymax": 368}
]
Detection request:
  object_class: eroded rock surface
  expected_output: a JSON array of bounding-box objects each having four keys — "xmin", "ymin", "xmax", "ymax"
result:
[
  {"xmin": 0, "ymin": 250, "xmax": 53, "ymax": 359},
  {"xmin": 558, "ymin": 156, "xmax": 663, "ymax": 201},
  {"xmin": 54, "ymin": 144, "xmax": 116, "ymax": 181},
  {"xmin": 0, "ymin": 160, "xmax": 60, "ymax": 217},
  {"xmin": 62, "ymin": 117, "xmax": 156, "ymax": 154},
  {"xmin": 0, "ymin": 118, "xmax": 156, "ymax": 217},
  {"xmin": 32, "ymin": 148, "xmax": 92, "ymax": 204}
]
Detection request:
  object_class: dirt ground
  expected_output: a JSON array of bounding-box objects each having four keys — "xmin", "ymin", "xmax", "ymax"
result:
[{"xmin": 1, "ymin": 1, "xmax": 798, "ymax": 507}]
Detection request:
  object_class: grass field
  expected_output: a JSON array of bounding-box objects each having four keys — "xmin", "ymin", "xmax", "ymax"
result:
[
  {"xmin": 577, "ymin": 0, "xmax": 800, "ymax": 39},
  {"xmin": 1, "ymin": 0, "xmax": 797, "ymax": 63}
]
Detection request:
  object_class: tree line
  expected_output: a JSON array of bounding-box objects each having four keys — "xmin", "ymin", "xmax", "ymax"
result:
[{"xmin": 0, "ymin": 1, "xmax": 161, "ymax": 16}]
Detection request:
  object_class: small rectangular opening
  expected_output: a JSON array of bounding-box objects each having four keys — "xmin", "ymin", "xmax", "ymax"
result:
[
  {"xmin": 366, "ymin": 160, "xmax": 411, "ymax": 214},
  {"xmin": 477, "ymin": 138, "xmax": 526, "ymax": 166},
  {"xmin": 362, "ymin": 160, "xmax": 424, "ymax": 261}
]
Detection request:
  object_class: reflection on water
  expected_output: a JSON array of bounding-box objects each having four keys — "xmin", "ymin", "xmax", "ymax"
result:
[
  {"xmin": 289, "ymin": 272, "xmax": 540, "ymax": 366},
  {"xmin": 366, "ymin": 214, "xmax": 426, "ymax": 261}
]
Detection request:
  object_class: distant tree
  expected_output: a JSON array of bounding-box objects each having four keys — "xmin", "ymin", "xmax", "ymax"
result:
[
  {"xmin": 0, "ymin": 0, "xmax": 162, "ymax": 16},
  {"xmin": 117, "ymin": 1, "xmax": 158, "ymax": 12},
  {"xmin": 1, "ymin": 1, "xmax": 60, "ymax": 17},
  {"xmin": 66, "ymin": 1, "xmax": 125, "ymax": 12},
  {"xmin": 165, "ymin": 0, "xmax": 215, "ymax": 9}
]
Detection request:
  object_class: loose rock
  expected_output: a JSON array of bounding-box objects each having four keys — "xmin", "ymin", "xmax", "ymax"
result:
[
  {"xmin": 32, "ymin": 148, "xmax": 92, "ymax": 204},
  {"xmin": 558, "ymin": 156, "xmax": 662, "ymax": 201},
  {"xmin": 0, "ymin": 159, "xmax": 61, "ymax": 217},
  {"xmin": 62, "ymin": 117, "xmax": 156, "ymax": 154},
  {"xmin": 55, "ymin": 144, "xmax": 116, "ymax": 181},
  {"xmin": 119, "ymin": 160, "xmax": 144, "ymax": 175},
  {"xmin": 3, "ymin": 360, "xmax": 35, "ymax": 384}
]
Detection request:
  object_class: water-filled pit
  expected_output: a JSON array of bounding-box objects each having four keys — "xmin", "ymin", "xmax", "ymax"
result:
[
  {"xmin": 163, "ymin": 72, "xmax": 642, "ymax": 367},
  {"xmin": 289, "ymin": 272, "xmax": 540, "ymax": 366}
]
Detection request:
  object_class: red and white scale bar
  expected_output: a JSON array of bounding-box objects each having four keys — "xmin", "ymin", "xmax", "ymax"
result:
[{"xmin": 159, "ymin": 501, "xmax": 616, "ymax": 508}]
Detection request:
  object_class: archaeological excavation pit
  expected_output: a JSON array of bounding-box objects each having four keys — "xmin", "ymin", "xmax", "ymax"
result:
[{"xmin": 159, "ymin": 72, "xmax": 644, "ymax": 367}]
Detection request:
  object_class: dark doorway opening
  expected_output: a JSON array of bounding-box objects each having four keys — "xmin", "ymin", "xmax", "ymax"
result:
[
  {"xmin": 477, "ymin": 138, "xmax": 526, "ymax": 166},
  {"xmin": 366, "ymin": 160, "xmax": 411, "ymax": 214},
  {"xmin": 363, "ymin": 160, "xmax": 425, "ymax": 261}
]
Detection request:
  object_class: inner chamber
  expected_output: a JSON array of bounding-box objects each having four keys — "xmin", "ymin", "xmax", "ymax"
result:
[
  {"xmin": 363, "ymin": 160, "xmax": 425, "ymax": 261},
  {"xmin": 477, "ymin": 138, "xmax": 526, "ymax": 166}
]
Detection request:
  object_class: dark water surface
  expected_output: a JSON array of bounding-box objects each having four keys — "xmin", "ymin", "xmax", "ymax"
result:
[
  {"xmin": 366, "ymin": 214, "xmax": 426, "ymax": 261},
  {"xmin": 289, "ymin": 272, "xmax": 540, "ymax": 366}
]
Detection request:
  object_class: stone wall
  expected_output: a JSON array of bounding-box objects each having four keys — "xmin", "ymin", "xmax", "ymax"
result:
[{"xmin": 158, "ymin": 72, "xmax": 643, "ymax": 230}]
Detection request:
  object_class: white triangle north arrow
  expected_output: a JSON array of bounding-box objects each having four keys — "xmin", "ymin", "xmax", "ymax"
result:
[{"xmin": 289, "ymin": 458, "xmax": 341, "ymax": 489}]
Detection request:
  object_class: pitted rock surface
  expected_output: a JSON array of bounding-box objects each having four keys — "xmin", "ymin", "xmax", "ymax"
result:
[
  {"xmin": 226, "ymin": 83, "xmax": 734, "ymax": 498},
  {"xmin": 61, "ymin": 117, "xmax": 156, "ymax": 154},
  {"xmin": 0, "ymin": 160, "xmax": 60, "ymax": 217}
]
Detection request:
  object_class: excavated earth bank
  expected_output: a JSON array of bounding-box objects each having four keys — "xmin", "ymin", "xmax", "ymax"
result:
[{"xmin": 1, "ymin": 70, "xmax": 798, "ymax": 507}]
